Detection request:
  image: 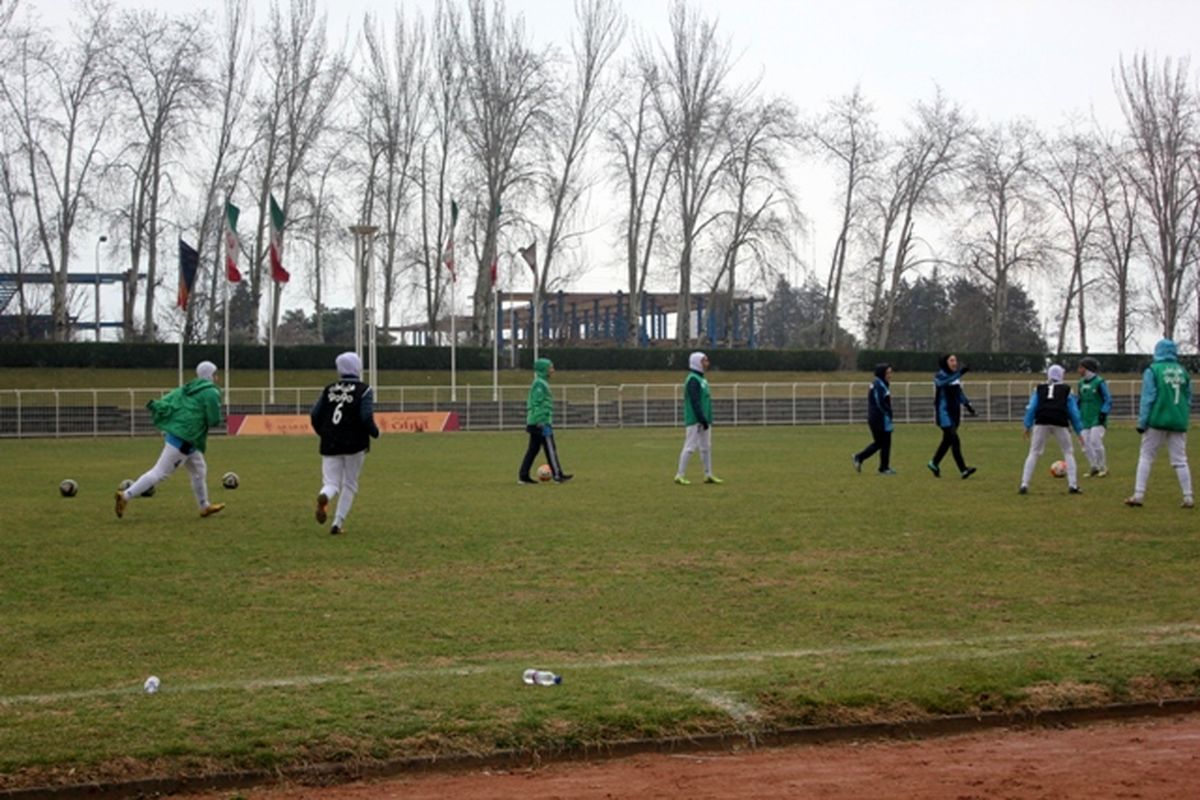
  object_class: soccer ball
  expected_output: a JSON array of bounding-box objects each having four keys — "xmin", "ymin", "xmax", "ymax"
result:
[
  {"xmin": 1049, "ymin": 460, "xmax": 1068, "ymax": 478},
  {"xmin": 59, "ymin": 479, "xmax": 78, "ymax": 497},
  {"xmin": 536, "ymin": 464, "xmax": 553, "ymax": 482},
  {"xmin": 118, "ymin": 478, "xmax": 133, "ymax": 491},
  {"xmin": 221, "ymin": 471, "xmax": 239, "ymax": 489}
]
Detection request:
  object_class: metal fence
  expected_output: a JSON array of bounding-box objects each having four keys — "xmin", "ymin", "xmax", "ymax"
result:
[{"xmin": 0, "ymin": 380, "xmax": 1189, "ymax": 439}]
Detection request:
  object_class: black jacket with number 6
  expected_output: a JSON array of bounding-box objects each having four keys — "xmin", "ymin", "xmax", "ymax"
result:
[{"xmin": 310, "ymin": 377, "xmax": 380, "ymax": 455}]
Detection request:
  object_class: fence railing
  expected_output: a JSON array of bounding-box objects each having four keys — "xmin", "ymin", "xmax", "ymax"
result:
[{"xmin": 0, "ymin": 380, "xmax": 1186, "ymax": 439}]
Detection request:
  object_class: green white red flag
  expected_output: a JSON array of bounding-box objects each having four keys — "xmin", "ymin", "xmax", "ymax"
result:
[
  {"xmin": 269, "ymin": 194, "xmax": 288, "ymax": 283},
  {"xmin": 224, "ymin": 202, "xmax": 242, "ymax": 283},
  {"xmin": 443, "ymin": 199, "xmax": 459, "ymax": 282}
]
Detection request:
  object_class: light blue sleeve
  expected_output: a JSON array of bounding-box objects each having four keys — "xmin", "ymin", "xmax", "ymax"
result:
[
  {"xmin": 1099, "ymin": 380, "xmax": 1113, "ymax": 415},
  {"xmin": 1023, "ymin": 389, "xmax": 1038, "ymax": 430},
  {"xmin": 1137, "ymin": 368, "xmax": 1156, "ymax": 430}
]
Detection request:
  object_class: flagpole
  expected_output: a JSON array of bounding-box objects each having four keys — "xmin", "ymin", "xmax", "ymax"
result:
[
  {"xmin": 492, "ymin": 281, "xmax": 499, "ymax": 402},
  {"xmin": 178, "ymin": 337, "xmax": 184, "ymax": 387},
  {"xmin": 533, "ymin": 268, "xmax": 539, "ymax": 364},
  {"xmin": 223, "ymin": 273, "xmax": 230, "ymax": 412},
  {"xmin": 268, "ymin": 281, "xmax": 275, "ymax": 404},
  {"xmin": 450, "ymin": 276, "xmax": 457, "ymax": 403}
]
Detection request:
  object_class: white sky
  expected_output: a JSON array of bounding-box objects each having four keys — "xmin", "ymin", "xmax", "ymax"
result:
[{"xmin": 24, "ymin": 0, "xmax": 1200, "ymax": 349}]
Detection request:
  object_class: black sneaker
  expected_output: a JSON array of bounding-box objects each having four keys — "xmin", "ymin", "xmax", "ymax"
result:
[
  {"xmin": 518, "ymin": 477, "xmax": 538, "ymax": 485},
  {"xmin": 927, "ymin": 461, "xmax": 940, "ymax": 478},
  {"xmin": 1018, "ymin": 486, "xmax": 1028, "ymax": 494},
  {"xmin": 330, "ymin": 524, "xmax": 343, "ymax": 536},
  {"xmin": 852, "ymin": 455, "xmax": 862, "ymax": 473},
  {"xmin": 960, "ymin": 467, "xmax": 977, "ymax": 480},
  {"xmin": 1068, "ymin": 486, "xmax": 1082, "ymax": 494},
  {"xmin": 553, "ymin": 473, "xmax": 574, "ymax": 483}
]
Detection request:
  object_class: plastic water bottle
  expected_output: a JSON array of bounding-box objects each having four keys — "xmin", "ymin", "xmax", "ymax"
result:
[{"xmin": 522, "ymin": 668, "xmax": 561, "ymax": 686}]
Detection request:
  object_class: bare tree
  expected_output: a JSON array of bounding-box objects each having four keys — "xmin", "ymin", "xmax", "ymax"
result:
[
  {"xmin": 197, "ymin": 0, "xmax": 254, "ymax": 343},
  {"xmin": 1115, "ymin": 54, "xmax": 1200, "ymax": 342},
  {"xmin": 0, "ymin": 2, "xmax": 111, "ymax": 341},
  {"xmin": 655, "ymin": 0, "xmax": 734, "ymax": 345},
  {"xmin": 536, "ymin": 0, "xmax": 623, "ymax": 295},
  {"xmin": 250, "ymin": 0, "xmax": 348, "ymax": 339},
  {"xmin": 108, "ymin": 7, "xmax": 209, "ymax": 341},
  {"xmin": 414, "ymin": 0, "xmax": 462, "ymax": 342},
  {"xmin": 358, "ymin": 8, "xmax": 426, "ymax": 332},
  {"xmin": 809, "ymin": 86, "xmax": 880, "ymax": 348},
  {"xmin": 1038, "ymin": 126, "xmax": 1103, "ymax": 354},
  {"xmin": 1092, "ymin": 135, "xmax": 1142, "ymax": 354},
  {"xmin": 608, "ymin": 54, "xmax": 675, "ymax": 345},
  {"xmin": 457, "ymin": 0, "xmax": 551, "ymax": 344},
  {"xmin": 864, "ymin": 91, "xmax": 965, "ymax": 349},
  {"xmin": 706, "ymin": 95, "xmax": 799, "ymax": 344},
  {"xmin": 960, "ymin": 121, "xmax": 1048, "ymax": 352}
]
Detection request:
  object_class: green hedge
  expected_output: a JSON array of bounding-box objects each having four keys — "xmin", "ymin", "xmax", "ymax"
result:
[{"xmin": 0, "ymin": 342, "xmax": 838, "ymax": 372}]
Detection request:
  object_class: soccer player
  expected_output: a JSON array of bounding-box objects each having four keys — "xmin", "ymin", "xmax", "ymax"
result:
[
  {"xmin": 310, "ymin": 352, "xmax": 380, "ymax": 535},
  {"xmin": 115, "ymin": 360, "xmax": 225, "ymax": 519},
  {"xmin": 1125, "ymin": 338, "xmax": 1193, "ymax": 509},
  {"xmin": 518, "ymin": 358, "xmax": 572, "ymax": 484},
  {"xmin": 853, "ymin": 362, "xmax": 896, "ymax": 475},
  {"xmin": 1019, "ymin": 364, "xmax": 1085, "ymax": 495},
  {"xmin": 928, "ymin": 353, "xmax": 977, "ymax": 479},
  {"xmin": 1077, "ymin": 356, "xmax": 1112, "ymax": 477},
  {"xmin": 674, "ymin": 351, "xmax": 723, "ymax": 485}
]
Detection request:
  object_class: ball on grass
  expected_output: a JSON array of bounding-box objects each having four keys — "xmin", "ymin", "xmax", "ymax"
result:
[
  {"xmin": 59, "ymin": 479, "xmax": 78, "ymax": 498},
  {"xmin": 221, "ymin": 471, "xmax": 239, "ymax": 490}
]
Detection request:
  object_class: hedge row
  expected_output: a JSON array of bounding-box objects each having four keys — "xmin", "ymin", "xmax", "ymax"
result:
[
  {"xmin": 3, "ymin": 342, "xmax": 1192, "ymax": 374},
  {"xmin": 0, "ymin": 342, "xmax": 839, "ymax": 371},
  {"xmin": 857, "ymin": 350, "xmax": 1199, "ymax": 374}
]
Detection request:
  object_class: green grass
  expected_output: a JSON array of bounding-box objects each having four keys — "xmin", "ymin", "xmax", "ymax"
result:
[{"xmin": 2, "ymin": 423, "xmax": 1198, "ymax": 788}]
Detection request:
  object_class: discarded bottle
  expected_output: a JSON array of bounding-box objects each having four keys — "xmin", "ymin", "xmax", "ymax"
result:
[{"xmin": 522, "ymin": 668, "xmax": 562, "ymax": 686}]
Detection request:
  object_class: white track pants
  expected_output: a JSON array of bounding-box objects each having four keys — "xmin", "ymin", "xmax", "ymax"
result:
[
  {"xmin": 126, "ymin": 440, "xmax": 210, "ymax": 509},
  {"xmin": 677, "ymin": 423, "xmax": 713, "ymax": 477},
  {"xmin": 320, "ymin": 451, "xmax": 368, "ymax": 527},
  {"xmin": 1021, "ymin": 425, "xmax": 1077, "ymax": 487},
  {"xmin": 1132, "ymin": 429, "xmax": 1193, "ymax": 502},
  {"xmin": 1080, "ymin": 425, "xmax": 1107, "ymax": 471}
]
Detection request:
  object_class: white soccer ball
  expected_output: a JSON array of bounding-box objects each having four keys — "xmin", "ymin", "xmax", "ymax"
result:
[
  {"xmin": 143, "ymin": 675, "xmax": 160, "ymax": 694},
  {"xmin": 59, "ymin": 479, "xmax": 78, "ymax": 498},
  {"xmin": 221, "ymin": 471, "xmax": 239, "ymax": 490},
  {"xmin": 1049, "ymin": 460, "xmax": 1068, "ymax": 478}
]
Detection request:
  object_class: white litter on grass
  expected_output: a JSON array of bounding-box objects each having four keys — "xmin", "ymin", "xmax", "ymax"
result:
[{"xmin": 3, "ymin": 621, "xmax": 1199, "ymax": 707}]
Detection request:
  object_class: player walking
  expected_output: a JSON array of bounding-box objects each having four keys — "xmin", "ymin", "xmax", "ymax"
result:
[
  {"xmin": 115, "ymin": 360, "xmax": 225, "ymax": 519},
  {"xmin": 1076, "ymin": 356, "xmax": 1112, "ymax": 477},
  {"xmin": 1125, "ymin": 339, "xmax": 1193, "ymax": 509},
  {"xmin": 1019, "ymin": 364, "xmax": 1085, "ymax": 494},
  {"xmin": 674, "ymin": 351, "xmax": 723, "ymax": 485},
  {"xmin": 310, "ymin": 352, "xmax": 380, "ymax": 535},
  {"xmin": 518, "ymin": 358, "xmax": 572, "ymax": 484},
  {"xmin": 928, "ymin": 353, "xmax": 977, "ymax": 479},
  {"xmin": 853, "ymin": 362, "xmax": 896, "ymax": 475}
]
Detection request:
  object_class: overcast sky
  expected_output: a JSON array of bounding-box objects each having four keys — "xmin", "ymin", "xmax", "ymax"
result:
[{"xmin": 24, "ymin": 0, "xmax": 1200, "ymax": 349}]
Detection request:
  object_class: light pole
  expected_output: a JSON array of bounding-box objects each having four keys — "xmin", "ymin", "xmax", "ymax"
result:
[
  {"xmin": 94, "ymin": 235, "xmax": 108, "ymax": 342},
  {"xmin": 348, "ymin": 224, "xmax": 379, "ymax": 387}
]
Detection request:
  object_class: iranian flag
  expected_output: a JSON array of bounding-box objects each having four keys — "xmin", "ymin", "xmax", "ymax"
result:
[
  {"xmin": 269, "ymin": 194, "xmax": 289, "ymax": 283},
  {"xmin": 224, "ymin": 202, "xmax": 242, "ymax": 283}
]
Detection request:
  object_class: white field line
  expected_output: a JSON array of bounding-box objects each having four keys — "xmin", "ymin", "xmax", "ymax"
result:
[
  {"xmin": 642, "ymin": 678, "xmax": 761, "ymax": 725},
  {"xmin": 2, "ymin": 622, "xmax": 1198, "ymax": 708}
]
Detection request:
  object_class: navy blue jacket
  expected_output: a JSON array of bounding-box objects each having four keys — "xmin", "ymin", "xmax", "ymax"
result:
[
  {"xmin": 933, "ymin": 368, "xmax": 972, "ymax": 428},
  {"xmin": 867, "ymin": 376, "xmax": 893, "ymax": 432}
]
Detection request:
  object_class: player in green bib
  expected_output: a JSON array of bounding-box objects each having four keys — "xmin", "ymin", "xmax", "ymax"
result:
[
  {"xmin": 1125, "ymin": 339, "xmax": 1193, "ymax": 508},
  {"xmin": 1076, "ymin": 356, "xmax": 1112, "ymax": 477},
  {"xmin": 674, "ymin": 351, "xmax": 722, "ymax": 485}
]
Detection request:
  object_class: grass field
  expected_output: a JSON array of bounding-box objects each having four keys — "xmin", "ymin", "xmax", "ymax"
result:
[{"xmin": 2, "ymin": 422, "xmax": 1199, "ymax": 789}]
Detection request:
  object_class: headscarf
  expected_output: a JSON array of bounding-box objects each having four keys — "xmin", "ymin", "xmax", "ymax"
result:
[
  {"xmin": 688, "ymin": 352, "xmax": 707, "ymax": 373},
  {"xmin": 335, "ymin": 351, "xmax": 362, "ymax": 378},
  {"xmin": 196, "ymin": 361, "xmax": 217, "ymax": 381},
  {"xmin": 1046, "ymin": 364, "xmax": 1065, "ymax": 384}
]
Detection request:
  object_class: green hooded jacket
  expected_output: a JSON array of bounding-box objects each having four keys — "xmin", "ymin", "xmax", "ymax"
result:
[
  {"xmin": 147, "ymin": 378, "xmax": 223, "ymax": 452},
  {"xmin": 526, "ymin": 358, "xmax": 554, "ymax": 426}
]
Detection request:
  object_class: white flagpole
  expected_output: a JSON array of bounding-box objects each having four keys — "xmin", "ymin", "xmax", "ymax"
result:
[
  {"xmin": 268, "ymin": 281, "xmax": 276, "ymax": 403},
  {"xmin": 178, "ymin": 337, "xmax": 183, "ymax": 386},
  {"xmin": 492, "ymin": 281, "xmax": 499, "ymax": 401},
  {"xmin": 532, "ymin": 267, "xmax": 539, "ymax": 364},
  {"xmin": 450, "ymin": 275, "xmax": 457, "ymax": 402},
  {"xmin": 223, "ymin": 275, "xmax": 230, "ymax": 412}
]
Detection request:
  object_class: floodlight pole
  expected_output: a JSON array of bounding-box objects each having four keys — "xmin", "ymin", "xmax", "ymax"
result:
[
  {"xmin": 349, "ymin": 224, "xmax": 379, "ymax": 387},
  {"xmin": 94, "ymin": 235, "xmax": 107, "ymax": 341}
]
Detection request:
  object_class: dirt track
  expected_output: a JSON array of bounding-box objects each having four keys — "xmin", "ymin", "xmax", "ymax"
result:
[{"xmin": 183, "ymin": 712, "xmax": 1200, "ymax": 799}]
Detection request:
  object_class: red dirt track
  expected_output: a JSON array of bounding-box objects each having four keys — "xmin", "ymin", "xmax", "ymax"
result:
[{"xmin": 185, "ymin": 712, "xmax": 1200, "ymax": 799}]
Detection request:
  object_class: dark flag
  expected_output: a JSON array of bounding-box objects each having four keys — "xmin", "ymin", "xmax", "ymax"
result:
[{"xmin": 178, "ymin": 239, "xmax": 200, "ymax": 309}]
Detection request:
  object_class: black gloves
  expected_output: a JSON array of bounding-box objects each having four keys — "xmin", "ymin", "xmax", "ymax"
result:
[
  {"xmin": 1137, "ymin": 427, "xmax": 1146, "ymax": 434},
  {"xmin": 964, "ymin": 404, "xmax": 977, "ymax": 417},
  {"xmin": 700, "ymin": 421, "xmax": 710, "ymax": 430},
  {"xmin": 959, "ymin": 364, "xmax": 971, "ymax": 375},
  {"xmin": 1099, "ymin": 412, "xmax": 1107, "ymax": 425}
]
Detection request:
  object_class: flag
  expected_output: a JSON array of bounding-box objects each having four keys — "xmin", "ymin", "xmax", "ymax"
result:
[
  {"xmin": 224, "ymin": 202, "xmax": 242, "ymax": 283},
  {"xmin": 518, "ymin": 242, "xmax": 537, "ymax": 274},
  {"xmin": 177, "ymin": 239, "xmax": 199, "ymax": 310},
  {"xmin": 269, "ymin": 194, "xmax": 289, "ymax": 283},
  {"xmin": 442, "ymin": 199, "xmax": 459, "ymax": 282},
  {"xmin": 489, "ymin": 255, "xmax": 498, "ymax": 286}
]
